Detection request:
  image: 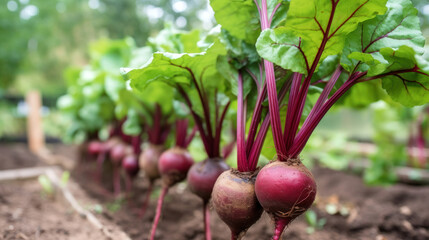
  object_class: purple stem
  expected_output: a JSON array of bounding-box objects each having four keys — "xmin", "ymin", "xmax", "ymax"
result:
[
  {"xmin": 213, "ymin": 101, "xmax": 231, "ymax": 158},
  {"xmin": 246, "ymin": 83, "xmax": 267, "ymax": 155},
  {"xmin": 245, "ymin": 68, "xmax": 261, "ymax": 91},
  {"xmin": 260, "ymin": 0, "xmax": 287, "ymax": 158},
  {"xmin": 282, "ymin": 1, "xmax": 338, "ymax": 157},
  {"xmin": 248, "ymin": 78, "xmax": 292, "ymax": 169},
  {"xmin": 131, "ymin": 135, "xmax": 141, "ymax": 155},
  {"xmin": 237, "ymin": 73, "xmax": 248, "ymax": 171},
  {"xmin": 191, "ymin": 70, "xmax": 214, "ymax": 142},
  {"xmin": 177, "ymin": 85, "xmax": 212, "ymax": 156},
  {"xmin": 203, "ymin": 201, "xmax": 212, "ymax": 240},
  {"xmin": 290, "ymin": 73, "xmax": 365, "ymax": 157},
  {"xmin": 268, "ymin": 3, "xmax": 282, "ymax": 27},
  {"xmin": 175, "ymin": 119, "xmax": 189, "ymax": 148},
  {"xmin": 152, "ymin": 104, "xmax": 162, "ymax": 144},
  {"xmin": 149, "ymin": 187, "xmax": 169, "ymax": 240},
  {"xmin": 248, "ymin": 115, "xmax": 270, "ymax": 170},
  {"xmin": 283, "ymin": 73, "xmax": 302, "ymax": 150},
  {"xmin": 184, "ymin": 126, "xmax": 198, "ymax": 148},
  {"xmin": 299, "ymin": 67, "xmax": 342, "ymax": 136}
]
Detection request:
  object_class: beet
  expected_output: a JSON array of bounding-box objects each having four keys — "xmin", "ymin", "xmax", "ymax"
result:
[
  {"xmin": 255, "ymin": 160, "xmax": 316, "ymax": 240},
  {"xmin": 122, "ymin": 154, "xmax": 139, "ymax": 195},
  {"xmin": 212, "ymin": 169, "xmax": 263, "ymax": 240},
  {"xmin": 122, "ymin": 154, "xmax": 139, "ymax": 177},
  {"xmin": 139, "ymin": 144, "xmax": 164, "ymax": 182},
  {"xmin": 110, "ymin": 143, "xmax": 132, "ymax": 165},
  {"xmin": 186, "ymin": 158, "xmax": 229, "ymax": 240},
  {"xmin": 187, "ymin": 158, "xmax": 229, "ymax": 203},
  {"xmin": 148, "ymin": 147, "xmax": 194, "ymax": 240},
  {"xmin": 87, "ymin": 141, "xmax": 104, "ymax": 155},
  {"xmin": 158, "ymin": 147, "xmax": 194, "ymax": 187},
  {"xmin": 138, "ymin": 144, "xmax": 164, "ymax": 218}
]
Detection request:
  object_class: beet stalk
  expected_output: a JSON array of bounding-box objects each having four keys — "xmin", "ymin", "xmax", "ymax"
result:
[{"xmin": 149, "ymin": 125, "xmax": 194, "ymax": 239}]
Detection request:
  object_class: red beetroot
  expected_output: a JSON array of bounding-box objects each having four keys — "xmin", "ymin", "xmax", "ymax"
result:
[
  {"xmin": 187, "ymin": 158, "xmax": 229, "ymax": 203},
  {"xmin": 255, "ymin": 160, "xmax": 317, "ymax": 240},
  {"xmin": 212, "ymin": 169, "xmax": 263, "ymax": 240},
  {"xmin": 158, "ymin": 147, "xmax": 194, "ymax": 187},
  {"xmin": 139, "ymin": 144, "xmax": 164, "ymax": 182},
  {"xmin": 138, "ymin": 144, "xmax": 164, "ymax": 217},
  {"xmin": 92, "ymin": 137, "xmax": 121, "ymax": 184},
  {"xmin": 187, "ymin": 158, "xmax": 229, "ymax": 240},
  {"xmin": 122, "ymin": 154, "xmax": 139, "ymax": 195},
  {"xmin": 109, "ymin": 143, "xmax": 132, "ymax": 196},
  {"xmin": 122, "ymin": 154, "xmax": 139, "ymax": 177},
  {"xmin": 87, "ymin": 141, "xmax": 104, "ymax": 156},
  {"xmin": 110, "ymin": 143, "xmax": 132, "ymax": 165},
  {"xmin": 149, "ymin": 147, "xmax": 194, "ymax": 240}
]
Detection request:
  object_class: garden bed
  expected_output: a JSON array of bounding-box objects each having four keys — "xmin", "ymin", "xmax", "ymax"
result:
[{"xmin": 1, "ymin": 143, "xmax": 429, "ymax": 240}]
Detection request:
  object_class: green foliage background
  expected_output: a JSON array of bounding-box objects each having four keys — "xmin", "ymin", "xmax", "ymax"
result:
[{"xmin": 0, "ymin": 0, "xmax": 210, "ymax": 96}]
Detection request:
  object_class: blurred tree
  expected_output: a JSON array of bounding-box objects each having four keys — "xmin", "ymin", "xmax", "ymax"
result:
[{"xmin": 0, "ymin": 0, "xmax": 212, "ymax": 96}]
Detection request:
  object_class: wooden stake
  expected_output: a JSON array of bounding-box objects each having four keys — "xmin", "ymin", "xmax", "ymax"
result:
[{"xmin": 26, "ymin": 91, "xmax": 45, "ymax": 153}]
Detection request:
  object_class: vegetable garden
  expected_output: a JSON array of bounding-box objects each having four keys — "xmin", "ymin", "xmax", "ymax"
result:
[{"xmin": 2, "ymin": 0, "xmax": 429, "ymax": 239}]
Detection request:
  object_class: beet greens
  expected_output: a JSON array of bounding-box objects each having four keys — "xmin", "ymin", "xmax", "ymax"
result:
[
  {"xmin": 124, "ymin": 0, "xmax": 429, "ymax": 238},
  {"xmin": 126, "ymin": 29, "xmax": 233, "ymax": 239},
  {"xmin": 211, "ymin": 0, "xmax": 429, "ymax": 238}
]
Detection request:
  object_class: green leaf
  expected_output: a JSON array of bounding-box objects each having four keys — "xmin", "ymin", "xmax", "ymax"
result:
[
  {"xmin": 89, "ymin": 38, "xmax": 135, "ymax": 71},
  {"xmin": 148, "ymin": 25, "xmax": 201, "ymax": 53},
  {"xmin": 127, "ymin": 41, "xmax": 228, "ymax": 118},
  {"xmin": 38, "ymin": 175, "xmax": 54, "ymax": 196},
  {"xmin": 256, "ymin": 28, "xmax": 308, "ymax": 74},
  {"xmin": 340, "ymin": 80, "xmax": 387, "ymax": 108},
  {"xmin": 104, "ymin": 75, "xmax": 125, "ymax": 102},
  {"xmin": 376, "ymin": 47, "xmax": 429, "ymax": 107},
  {"xmin": 210, "ymin": 0, "xmax": 260, "ymax": 44},
  {"xmin": 122, "ymin": 109, "xmax": 142, "ymax": 136},
  {"xmin": 341, "ymin": 0, "xmax": 425, "ymax": 73},
  {"xmin": 305, "ymin": 210, "xmax": 317, "ymax": 227},
  {"xmin": 210, "ymin": 0, "xmax": 290, "ymax": 44},
  {"xmin": 257, "ymin": 0, "xmax": 387, "ymax": 74}
]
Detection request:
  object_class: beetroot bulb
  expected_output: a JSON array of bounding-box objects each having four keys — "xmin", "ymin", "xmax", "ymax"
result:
[
  {"xmin": 121, "ymin": 135, "xmax": 142, "ymax": 194},
  {"xmin": 109, "ymin": 142, "xmax": 132, "ymax": 196},
  {"xmin": 187, "ymin": 158, "xmax": 229, "ymax": 203},
  {"xmin": 211, "ymin": 72, "xmax": 270, "ymax": 240},
  {"xmin": 255, "ymin": 160, "xmax": 317, "ymax": 240},
  {"xmin": 149, "ymin": 119, "xmax": 196, "ymax": 240},
  {"xmin": 87, "ymin": 140, "xmax": 104, "ymax": 156},
  {"xmin": 122, "ymin": 154, "xmax": 139, "ymax": 194},
  {"xmin": 211, "ymin": 169, "xmax": 263, "ymax": 240},
  {"xmin": 138, "ymin": 144, "xmax": 164, "ymax": 217},
  {"xmin": 187, "ymin": 158, "xmax": 229, "ymax": 240}
]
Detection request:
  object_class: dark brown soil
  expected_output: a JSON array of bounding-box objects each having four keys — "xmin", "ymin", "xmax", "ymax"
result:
[
  {"xmin": 0, "ymin": 180, "xmax": 107, "ymax": 240},
  {"xmin": 0, "ymin": 143, "xmax": 45, "ymax": 170},
  {"xmin": 1, "ymin": 143, "xmax": 429, "ymax": 240}
]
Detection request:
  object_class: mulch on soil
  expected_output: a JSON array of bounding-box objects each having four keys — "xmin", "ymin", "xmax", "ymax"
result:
[{"xmin": 1, "ymin": 143, "xmax": 429, "ymax": 240}]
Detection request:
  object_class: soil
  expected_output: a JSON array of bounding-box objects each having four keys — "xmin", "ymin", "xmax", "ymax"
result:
[
  {"xmin": 0, "ymin": 143, "xmax": 46, "ymax": 170},
  {"xmin": 1, "ymin": 143, "xmax": 429, "ymax": 240}
]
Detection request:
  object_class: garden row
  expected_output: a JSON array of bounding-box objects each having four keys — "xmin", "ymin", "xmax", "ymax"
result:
[{"xmin": 58, "ymin": 0, "xmax": 429, "ymax": 239}]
